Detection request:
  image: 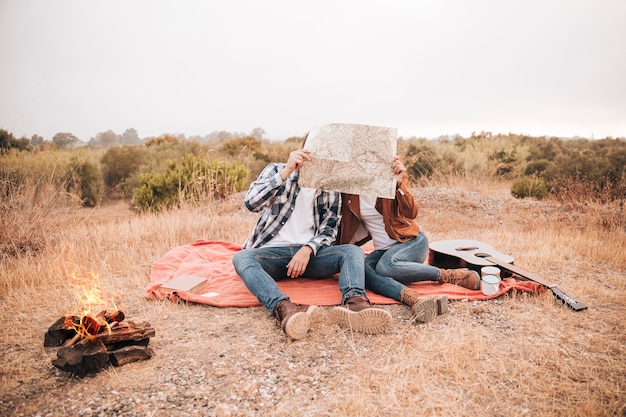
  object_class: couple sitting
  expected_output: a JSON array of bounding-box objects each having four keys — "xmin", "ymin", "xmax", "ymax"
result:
[{"xmin": 232, "ymin": 148, "xmax": 480, "ymax": 339}]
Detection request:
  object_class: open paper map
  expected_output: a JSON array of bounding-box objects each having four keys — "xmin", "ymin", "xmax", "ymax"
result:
[{"xmin": 298, "ymin": 123, "xmax": 397, "ymax": 198}]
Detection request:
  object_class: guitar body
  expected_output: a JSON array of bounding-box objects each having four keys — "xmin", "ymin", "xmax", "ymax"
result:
[
  {"xmin": 429, "ymin": 239, "xmax": 588, "ymax": 311},
  {"xmin": 428, "ymin": 239, "xmax": 515, "ymax": 276}
]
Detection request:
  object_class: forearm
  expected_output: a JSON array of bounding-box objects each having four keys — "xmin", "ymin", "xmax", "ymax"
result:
[
  {"xmin": 244, "ymin": 164, "xmax": 284, "ymax": 212},
  {"xmin": 395, "ymin": 176, "xmax": 418, "ymax": 218},
  {"xmin": 307, "ymin": 193, "xmax": 341, "ymax": 254}
]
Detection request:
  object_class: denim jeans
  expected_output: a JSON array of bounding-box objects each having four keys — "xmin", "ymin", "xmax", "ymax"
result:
[
  {"xmin": 232, "ymin": 244, "xmax": 366, "ymax": 314},
  {"xmin": 365, "ymin": 231, "xmax": 441, "ymax": 301}
]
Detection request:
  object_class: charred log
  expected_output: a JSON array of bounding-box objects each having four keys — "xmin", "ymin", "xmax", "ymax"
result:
[{"xmin": 52, "ymin": 340, "xmax": 109, "ymax": 377}]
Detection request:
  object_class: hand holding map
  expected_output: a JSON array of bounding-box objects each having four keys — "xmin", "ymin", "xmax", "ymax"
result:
[{"xmin": 298, "ymin": 123, "xmax": 398, "ymax": 198}]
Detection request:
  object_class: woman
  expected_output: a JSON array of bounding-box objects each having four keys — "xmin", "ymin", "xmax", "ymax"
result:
[{"xmin": 338, "ymin": 156, "xmax": 480, "ymax": 323}]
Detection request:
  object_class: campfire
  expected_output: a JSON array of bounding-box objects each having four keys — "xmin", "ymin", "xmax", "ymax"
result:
[{"xmin": 44, "ymin": 257, "xmax": 155, "ymax": 377}]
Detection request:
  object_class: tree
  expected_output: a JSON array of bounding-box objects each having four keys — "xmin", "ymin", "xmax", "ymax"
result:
[
  {"xmin": 89, "ymin": 130, "xmax": 119, "ymax": 148},
  {"xmin": 101, "ymin": 146, "xmax": 145, "ymax": 194},
  {"xmin": 0, "ymin": 129, "xmax": 15, "ymax": 152},
  {"xmin": 250, "ymin": 127, "xmax": 265, "ymax": 140},
  {"xmin": 52, "ymin": 132, "xmax": 79, "ymax": 148},
  {"xmin": 120, "ymin": 128, "xmax": 141, "ymax": 145},
  {"xmin": 31, "ymin": 134, "xmax": 45, "ymax": 146},
  {"xmin": 0, "ymin": 129, "xmax": 31, "ymax": 152}
]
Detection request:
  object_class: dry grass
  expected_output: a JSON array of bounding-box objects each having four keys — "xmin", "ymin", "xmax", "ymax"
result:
[{"xmin": 0, "ymin": 182, "xmax": 624, "ymax": 417}]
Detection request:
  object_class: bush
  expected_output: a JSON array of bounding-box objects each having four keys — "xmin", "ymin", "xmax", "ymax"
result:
[
  {"xmin": 0, "ymin": 129, "xmax": 30, "ymax": 153},
  {"xmin": 101, "ymin": 146, "xmax": 146, "ymax": 198},
  {"xmin": 65, "ymin": 156, "xmax": 103, "ymax": 207},
  {"xmin": 404, "ymin": 141, "xmax": 440, "ymax": 180},
  {"xmin": 133, "ymin": 154, "xmax": 249, "ymax": 212},
  {"xmin": 511, "ymin": 176, "xmax": 548, "ymax": 200},
  {"xmin": 524, "ymin": 159, "xmax": 552, "ymax": 176}
]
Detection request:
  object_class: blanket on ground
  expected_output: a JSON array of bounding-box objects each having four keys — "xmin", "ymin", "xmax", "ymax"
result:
[{"xmin": 144, "ymin": 240, "xmax": 545, "ymax": 306}]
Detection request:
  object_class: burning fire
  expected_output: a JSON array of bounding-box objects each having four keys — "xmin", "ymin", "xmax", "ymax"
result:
[{"xmin": 56, "ymin": 248, "xmax": 125, "ymax": 339}]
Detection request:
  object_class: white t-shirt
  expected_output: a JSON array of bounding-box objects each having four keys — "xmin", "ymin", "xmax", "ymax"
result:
[
  {"xmin": 265, "ymin": 187, "xmax": 316, "ymax": 247},
  {"xmin": 359, "ymin": 195, "xmax": 397, "ymax": 250}
]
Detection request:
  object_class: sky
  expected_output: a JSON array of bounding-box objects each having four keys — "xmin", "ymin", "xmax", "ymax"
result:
[{"xmin": 1, "ymin": 0, "xmax": 625, "ymax": 142}]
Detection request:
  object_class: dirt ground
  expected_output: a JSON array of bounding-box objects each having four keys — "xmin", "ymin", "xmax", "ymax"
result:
[{"xmin": 1, "ymin": 187, "xmax": 624, "ymax": 417}]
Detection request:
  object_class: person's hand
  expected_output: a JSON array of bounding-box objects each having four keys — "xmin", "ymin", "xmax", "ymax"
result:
[
  {"xmin": 281, "ymin": 149, "xmax": 311, "ymax": 180},
  {"xmin": 391, "ymin": 155, "xmax": 407, "ymax": 178},
  {"xmin": 286, "ymin": 245, "xmax": 313, "ymax": 278}
]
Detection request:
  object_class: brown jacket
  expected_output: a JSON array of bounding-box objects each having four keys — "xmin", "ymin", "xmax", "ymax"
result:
[{"xmin": 338, "ymin": 175, "xmax": 420, "ymax": 246}]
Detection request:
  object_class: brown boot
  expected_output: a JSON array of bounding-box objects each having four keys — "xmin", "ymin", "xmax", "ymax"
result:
[
  {"xmin": 434, "ymin": 294, "xmax": 449, "ymax": 315},
  {"xmin": 438, "ymin": 269, "xmax": 481, "ymax": 290},
  {"xmin": 331, "ymin": 295, "xmax": 392, "ymax": 334},
  {"xmin": 400, "ymin": 288, "xmax": 439, "ymax": 323},
  {"xmin": 273, "ymin": 300, "xmax": 318, "ymax": 339}
]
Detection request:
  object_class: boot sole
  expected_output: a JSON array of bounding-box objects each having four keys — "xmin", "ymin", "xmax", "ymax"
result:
[
  {"xmin": 411, "ymin": 298, "xmax": 438, "ymax": 323},
  {"xmin": 435, "ymin": 294, "xmax": 449, "ymax": 315},
  {"xmin": 331, "ymin": 306, "xmax": 393, "ymax": 335},
  {"xmin": 283, "ymin": 305, "xmax": 317, "ymax": 339}
]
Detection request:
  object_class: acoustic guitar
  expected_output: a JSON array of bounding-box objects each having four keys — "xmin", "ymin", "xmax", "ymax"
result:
[{"xmin": 428, "ymin": 239, "xmax": 588, "ymax": 311}]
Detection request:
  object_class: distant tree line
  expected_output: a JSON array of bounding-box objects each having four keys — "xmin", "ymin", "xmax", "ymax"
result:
[
  {"xmin": 400, "ymin": 131, "xmax": 625, "ymax": 201},
  {"xmin": 1, "ymin": 128, "xmax": 624, "ymax": 209},
  {"xmin": 0, "ymin": 126, "xmax": 268, "ymax": 151}
]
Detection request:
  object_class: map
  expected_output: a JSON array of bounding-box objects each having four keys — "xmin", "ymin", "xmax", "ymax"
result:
[{"xmin": 298, "ymin": 123, "xmax": 397, "ymax": 198}]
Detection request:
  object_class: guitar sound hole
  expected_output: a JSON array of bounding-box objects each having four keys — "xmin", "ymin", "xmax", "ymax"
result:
[{"xmin": 474, "ymin": 252, "xmax": 492, "ymax": 258}]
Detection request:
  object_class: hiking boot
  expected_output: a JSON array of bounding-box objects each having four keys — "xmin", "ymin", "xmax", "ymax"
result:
[
  {"xmin": 400, "ymin": 288, "xmax": 438, "ymax": 323},
  {"xmin": 438, "ymin": 269, "xmax": 481, "ymax": 290},
  {"xmin": 273, "ymin": 300, "xmax": 318, "ymax": 340},
  {"xmin": 435, "ymin": 294, "xmax": 449, "ymax": 315},
  {"xmin": 331, "ymin": 295, "xmax": 392, "ymax": 334}
]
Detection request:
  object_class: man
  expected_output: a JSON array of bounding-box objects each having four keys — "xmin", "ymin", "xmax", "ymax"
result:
[{"xmin": 232, "ymin": 146, "xmax": 392, "ymax": 339}]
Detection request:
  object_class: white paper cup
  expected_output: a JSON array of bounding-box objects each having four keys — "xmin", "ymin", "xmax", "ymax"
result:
[
  {"xmin": 481, "ymin": 274, "xmax": 501, "ymax": 296},
  {"xmin": 481, "ymin": 266, "xmax": 501, "ymax": 277}
]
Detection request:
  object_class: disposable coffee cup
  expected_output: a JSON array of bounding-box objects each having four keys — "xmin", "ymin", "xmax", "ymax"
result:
[
  {"xmin": 481, "ymin": 274, "xmax": 501, "ymax": 296},
  {"xmin": 481, "ymin": 266, "xmax": 501, "ymax": 277}
]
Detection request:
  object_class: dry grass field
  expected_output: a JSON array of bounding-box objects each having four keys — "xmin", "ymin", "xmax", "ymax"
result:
[{"xmin": 1, "ymin": 178, "xmax": 624, "ymax": 417}]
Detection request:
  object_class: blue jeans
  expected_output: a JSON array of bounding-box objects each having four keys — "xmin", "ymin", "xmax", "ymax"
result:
[
  {"xmin": 365, "ymin": 231, "xmax": 441, "ymax": 302},
  {"xmin": 232, "ymin": 244, "xmax": 366, "ymax": 314}
]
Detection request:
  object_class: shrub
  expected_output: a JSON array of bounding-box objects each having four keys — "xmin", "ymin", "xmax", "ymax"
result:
[
  {"xmin": 510, "ymin": 176, "xmax": 548, "ymax": 200},
  {"xmin": 101, "ymin": 146, "xmax": 146, "ymax": 198},
  {"xmin": 133, "ymin": 154, "xmax": 249, "ymax": 212},
  {"xmin": 0, "ymin": 129, "xmax": 30, "ymax": 153},
  {"xmin": 524, "ymin": 159, "xmax": 552, "ymax": 176},
  {"xmin": 404, "ymin": 141, "xmax": 440, "ymax": 180},
  {"xmin": 65, "ymin": 156, "xmax": 103, "ymax": 207},
  {"xmin": 220, "ymin": 136, "xmax": 263, "ymax": 158}
]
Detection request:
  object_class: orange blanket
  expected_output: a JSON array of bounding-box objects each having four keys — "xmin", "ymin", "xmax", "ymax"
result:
[{"xmin": 144, "ymin": 240, "xmax": 545, "ymax": 306}]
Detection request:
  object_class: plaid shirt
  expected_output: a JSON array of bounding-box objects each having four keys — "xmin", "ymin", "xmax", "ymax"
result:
[{"xmin": 242, "ymin": 162, "xmax": 341, "ymax": 254}]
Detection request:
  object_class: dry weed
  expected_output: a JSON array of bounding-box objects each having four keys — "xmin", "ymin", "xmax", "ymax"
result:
[{"xmin": 0, "ymin": 181, "xmax": 624, "ymax": 417}]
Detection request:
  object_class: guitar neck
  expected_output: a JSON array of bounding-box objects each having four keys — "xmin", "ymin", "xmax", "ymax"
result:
[
  {"xmin": 485, "ymin": 256, "xmax": 588, "ymax": 311},
  {"xmin": 484, "ymin": 256, "xmax": 555, "ymax": 288}
]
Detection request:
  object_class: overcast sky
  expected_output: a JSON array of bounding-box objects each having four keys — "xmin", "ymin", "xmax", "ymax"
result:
[{"xmin": 1, "ymin": 0, "xmax": 625, "ymax": 142}]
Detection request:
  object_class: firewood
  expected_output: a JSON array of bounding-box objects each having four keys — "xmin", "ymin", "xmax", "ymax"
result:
[
  {"xmin": 106, "ymin": 336, "xmax": 150, "ymax": 352},
  {"xmin": 46, "ymin": 316, "xmax": 155, "ymax": 374},
  {"xmin": 44, "ymin": 316, "xmax": 78, "ymax": 347},
  {"xmin": 52, "ymin": 340, "xmax": 109, "ymax": 377},
  {"xmin": 63, "ymin": 333, "xmax": 82, "ymax": 347},
  {"xmin": 104, "ymin": 310, "xmax": 125, "ymax": 323},
  {"xmin": 109, "ymin": 344, "xmax": 154, "ymax": 367},
  {"xmin": 81, "ymin": 314, "xmax": 108, "ymax": 335},
  {"xmin": 78, "ymin": 321, "xmax": 155, "ymax": 346}
]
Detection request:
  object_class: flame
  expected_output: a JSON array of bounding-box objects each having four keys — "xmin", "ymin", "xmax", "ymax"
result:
[{"xmin": 55, "ymin": 245, "xmax": 124, "ymax": 339}]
